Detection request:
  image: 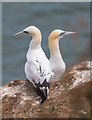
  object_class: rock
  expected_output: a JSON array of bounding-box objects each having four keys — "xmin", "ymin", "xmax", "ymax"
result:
[
  {"xmin": 0, "ymin": 61, "xmax": 91, "ymax": 118},
  {"xmin": 61, "ymin": 61, "xmax": 91, "ymax": 97},
  {"xmin": 0, "ymin": 80, "xmax": 41, "ymax": 118}
]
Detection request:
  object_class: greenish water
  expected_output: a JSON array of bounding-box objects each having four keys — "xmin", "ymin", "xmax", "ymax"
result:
[{"xmin": 2, "ymin": 2, "xmax": 90, "ymax": 85}]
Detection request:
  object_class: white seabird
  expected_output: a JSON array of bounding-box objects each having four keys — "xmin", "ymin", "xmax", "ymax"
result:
[
  {"xmin": 13, "ymin": 26, "xmax": 53, "ymax": 103},
  {"xmin": 48, "ymin": 29, "xmax": 76, "ymax": 81}
]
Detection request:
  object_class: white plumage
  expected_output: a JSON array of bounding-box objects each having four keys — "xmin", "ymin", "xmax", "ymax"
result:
[
  {"xmin": 49, "ymin": 29, "xmax": 76, "ymax": 81},
  {"xmin": 13, "ymin": 26, "xmax": 53, "ymax": 103}
]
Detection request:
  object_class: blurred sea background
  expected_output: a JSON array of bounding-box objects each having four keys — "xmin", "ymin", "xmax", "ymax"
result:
[{"xmin": 2, "ymin": 2, "xmax": 90, "ymax": 85}]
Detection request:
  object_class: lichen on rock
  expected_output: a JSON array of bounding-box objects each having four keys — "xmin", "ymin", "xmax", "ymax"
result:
[{"xmin": 0, "ymin": 61, "xmax": 91, "ymax": 118}]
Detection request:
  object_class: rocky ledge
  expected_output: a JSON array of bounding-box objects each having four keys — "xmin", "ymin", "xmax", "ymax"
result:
[{"xmin": 0, "ymin": 61, "xmax": 91, "ymax": 118}]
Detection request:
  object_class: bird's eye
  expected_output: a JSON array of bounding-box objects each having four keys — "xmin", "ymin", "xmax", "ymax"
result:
[
  {"xmin": 60, "ymin": 32, "xmax": 65, "ymax": 36},
  {"xmin": 23, "ymin": 31, "xmax": 29, "ymax": 34}
]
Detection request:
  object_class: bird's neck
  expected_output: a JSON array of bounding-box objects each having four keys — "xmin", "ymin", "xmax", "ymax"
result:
[
  {"xmin": 29, "ymin": 32, "xmax": 42, "ymax": 49},
  {"xmin": 49, "ymin": 38, "xmax": 61, "ymax": 57}
]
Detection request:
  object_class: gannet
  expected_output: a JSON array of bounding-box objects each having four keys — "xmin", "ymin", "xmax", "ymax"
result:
[
  {"xmin": 13, "ymin": 26, "xmax": 53, "ymax": 103},
  {"xmin": 49, "ymin": 29, "xmax": 76, "ymax": 81}
]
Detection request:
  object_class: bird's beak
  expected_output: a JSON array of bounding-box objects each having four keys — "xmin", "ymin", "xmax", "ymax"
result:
[
  {"xmin": 64, "ymin": 31, "xmax": 76, "ymax": 36},
  {"xmin": 13, "ymin": 31, "xmax": 23, "ymax": 37}
]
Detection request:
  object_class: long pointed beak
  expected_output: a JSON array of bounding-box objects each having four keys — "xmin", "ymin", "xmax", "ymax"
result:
[
  {"xmin": 13, "ymin": 31, "xmax": 23, "ymax": 37},
  {"xmin": 64, "ymin": 31, "xmax": 76, "ymax": 36}
]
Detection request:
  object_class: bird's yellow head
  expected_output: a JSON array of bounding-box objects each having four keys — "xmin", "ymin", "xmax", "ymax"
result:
[
  {"xmin": 48, "ymin": 29, "xmax": 65, "ymax": 40},
  {"xmin": 48, "ymin": 29, "xmax": 76, "ymax": 53},
  {"xmin": 13, "ymin": 26, "xmax": 41, "ymax": 38}
]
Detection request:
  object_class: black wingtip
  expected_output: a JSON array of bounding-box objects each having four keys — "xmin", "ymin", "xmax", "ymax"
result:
[
  {"xmin": 40, "ymin": 87, "xmax": 48, "ymax": 99},
  {"xmin": 41, "ymin": 98, "xmax": 46, "ymax": 104},
  {"xmin": 33, "ymin": 86, "xmax": 47, "ymax": 102}
]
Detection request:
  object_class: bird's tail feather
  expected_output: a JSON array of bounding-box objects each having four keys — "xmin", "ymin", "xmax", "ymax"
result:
[
  {"xmin": 34, "ymin": 86, "xmax": 49, "ymax": 103},
  {"xmin": 28, "ymin": 79, "xmax": 50, "ymax": 103},
  {"xmin": 40, "ymin": 87, "xmax": 49, "ymax": 99}
]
